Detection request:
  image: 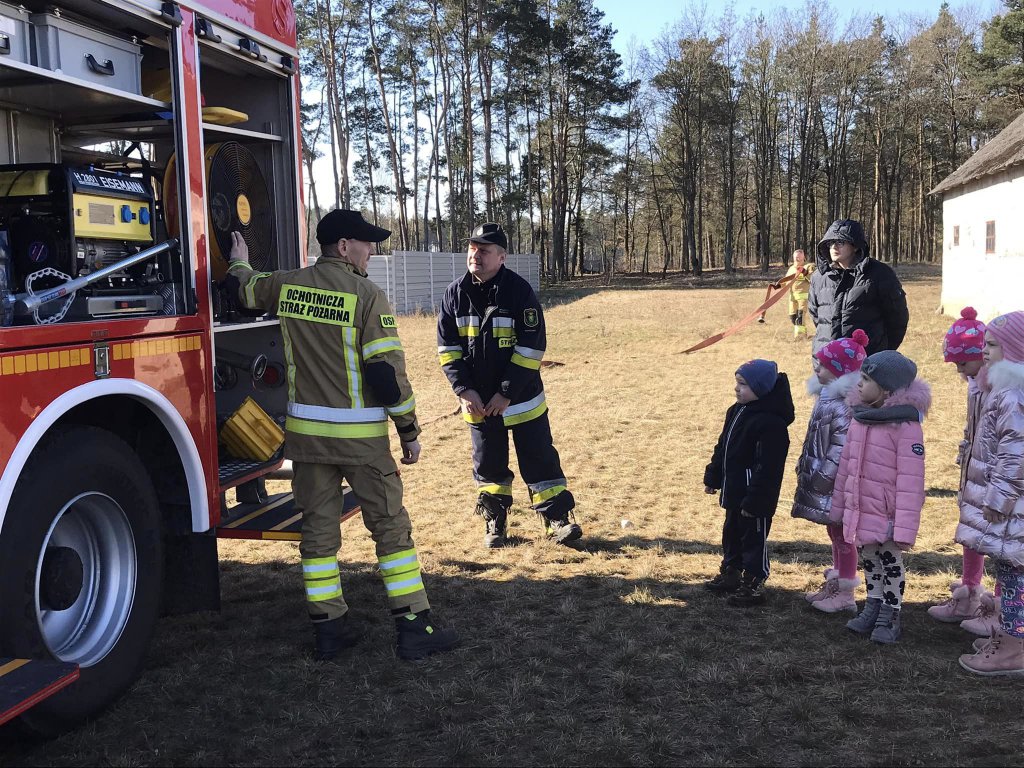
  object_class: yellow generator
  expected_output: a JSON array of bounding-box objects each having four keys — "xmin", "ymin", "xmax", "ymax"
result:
[{"xmin": 0, "ymin": 163, "xmax": 175, "ymax": 320}]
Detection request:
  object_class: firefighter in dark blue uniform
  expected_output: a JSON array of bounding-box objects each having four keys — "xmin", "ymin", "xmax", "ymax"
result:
[{"xmin": 437, "ymin": 223, "xmax": 581, "ymax": 547}]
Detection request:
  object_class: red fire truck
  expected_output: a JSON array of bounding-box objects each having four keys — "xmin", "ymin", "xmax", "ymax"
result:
[{"xmin": 0, "ymin": 0, "xmax": 341, "ymax": 733}]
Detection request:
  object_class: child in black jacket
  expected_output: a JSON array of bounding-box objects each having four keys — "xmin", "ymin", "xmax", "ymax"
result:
[{"xmin": 703, "ymin": 359, "xmax": 795, "ymax": 605}]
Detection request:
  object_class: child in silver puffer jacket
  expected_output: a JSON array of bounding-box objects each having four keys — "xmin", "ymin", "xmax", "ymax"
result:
[{"xmin": 792, "ymin": 329, "xmax": 868, "ymax": 613}]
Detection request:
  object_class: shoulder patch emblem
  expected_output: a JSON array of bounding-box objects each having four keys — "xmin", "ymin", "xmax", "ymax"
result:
[
  {"xmin": 911, "ymin": 443, "xmax": 924, "ymax": 456},
  {"xmin": 524, "ymin": 308, "xmax": 539, "ymax": 328},
  {"xmin": 380, "ymin": 314, "xmax": 397, "ymax": 328}
]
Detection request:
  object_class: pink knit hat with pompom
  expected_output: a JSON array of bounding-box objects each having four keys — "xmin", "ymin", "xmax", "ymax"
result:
[
  {"xmin": 816, "ymin": 329, "xmax": 869, "ymax": 376},
  {"xmin": 943, "ymin": 307, "xmax": 986, "ymax": 363}
]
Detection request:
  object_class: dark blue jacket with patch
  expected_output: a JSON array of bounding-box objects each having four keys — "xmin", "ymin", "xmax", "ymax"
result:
[{"xmin": 437, "ymin": 265, "xmax": 546, "ymax": 410}]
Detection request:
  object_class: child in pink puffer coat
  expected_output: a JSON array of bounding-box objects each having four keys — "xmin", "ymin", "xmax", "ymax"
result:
[{"xmin": 831, "ymin": 350, "xmax": 930, "ymax": 644}]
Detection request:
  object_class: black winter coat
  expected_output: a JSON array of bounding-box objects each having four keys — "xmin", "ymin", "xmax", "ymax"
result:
[
  {"xmin": 704, "ymin": 374, "xmax": 795, "ymax": 518},
  {"xmin": 808, "ymin": 220, "xmax": 909, "ymax": 356}
]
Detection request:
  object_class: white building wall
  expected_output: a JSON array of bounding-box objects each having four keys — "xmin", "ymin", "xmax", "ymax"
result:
[
  {"xmin": 941, "ymin": 169, "xmax": 1024, "ymax": 320},
  {"xmin": 366, "ymin": 252, "xmax": 541, "ymax": 314}
]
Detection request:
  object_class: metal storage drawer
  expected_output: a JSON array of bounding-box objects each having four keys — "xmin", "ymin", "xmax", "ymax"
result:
[
  {"xmin": 30, "ymin": 10, "xmax": 142, "ymax": 94},
  {"xmin": 0, "ymin": 2, "xmax": 31, "ymax": 65}
]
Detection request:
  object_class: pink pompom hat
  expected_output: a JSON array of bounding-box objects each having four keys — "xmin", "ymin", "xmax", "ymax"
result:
[
  {"xmin": 816, "ymin": 329, "xmax": 869, "ymax": 376},
  {"xmin": 943, "ymin": 307, "xmax": 986, "ymax": 363}
]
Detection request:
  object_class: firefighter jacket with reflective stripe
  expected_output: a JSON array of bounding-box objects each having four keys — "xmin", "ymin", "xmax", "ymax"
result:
[
  {"xmin": 228, "ymin": 257, "xmax": 419, "ymax": 463},
  {"xmin": 437, "ymin": 266, "xmax": 546, "ymax": 423}
]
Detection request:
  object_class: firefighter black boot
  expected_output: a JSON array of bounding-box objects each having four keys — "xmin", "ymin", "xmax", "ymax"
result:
[
  {"xmin": 476, "ymin": 493, "xmax": 509, "ymax": 548},
  {"xmin": 395, "ymin": 611, "xmax": 460, "ymax": 660},
  {"xmin": 540, "ymin": 511, "xmax": 582, "ymax": 544},
  {"xmin": 313, "ymin": 614, "xmax": 361, "ymax": 661}
]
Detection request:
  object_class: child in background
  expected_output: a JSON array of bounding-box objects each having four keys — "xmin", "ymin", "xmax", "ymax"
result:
[
  {"xmin": 703, "ymin": 359, "xmax": 795, "ymax": 607},
  {"xmin": 792, "ymin": 329, "xmax": 869, "ymax": 613},
  {"xmin": 956, "ymin": 311, "xmax": 1024, "ymax": 676},
  {"xmin": 928, "ymin": 307, "xmax": 992, "ymax": 626},
  {"xmin": 832, "ymin": 351, "xmax": 930, "ymax": 644}
]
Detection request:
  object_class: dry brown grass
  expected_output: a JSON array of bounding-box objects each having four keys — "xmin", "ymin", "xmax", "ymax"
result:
[{"xmin": 4, "ymin": 265, "xmax": 1021, "ymax": 767}]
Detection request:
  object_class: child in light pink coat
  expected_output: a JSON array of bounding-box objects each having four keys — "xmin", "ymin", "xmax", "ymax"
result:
[
  {"xmin": 831, "ymin": 350, "xmax": 930, "ymax": 644},
  {"xmin": 928, "ymin": 307, "xmax": 992, "ymax": 626}
]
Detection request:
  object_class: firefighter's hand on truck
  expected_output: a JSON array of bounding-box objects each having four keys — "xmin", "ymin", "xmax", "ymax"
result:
[
  {"xmin": 228, "ymin": 230, "xmax": 249, "ymax": 263},
  {"xmin": 484, "ymin": 393, "xmax": 511, "ymax": 416},
  {"xmin": 400, "ymin": 439, "xmax": 421, "ymax": 465},
  {"xmin": 459, "ymin": 389, "xmax": 486, "ymax": 417}
]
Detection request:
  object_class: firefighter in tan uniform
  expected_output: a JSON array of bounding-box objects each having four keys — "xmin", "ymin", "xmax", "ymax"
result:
[{"xmin": 226, "ymin": 209, "xmax": 458, "ymax": 661}]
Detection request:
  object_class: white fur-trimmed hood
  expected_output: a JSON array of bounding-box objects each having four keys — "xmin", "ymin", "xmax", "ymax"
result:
[
  {"xmin": 806, "ymin": 371, "xmax": 860, "ymax": 399},
  {"xmin": 987, "ymin": 359, "xmax": 1024, "ymax": 392}
]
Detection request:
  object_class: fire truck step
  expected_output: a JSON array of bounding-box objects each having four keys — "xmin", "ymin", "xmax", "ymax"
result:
[
  {"xmin": 216, "ymin": 488, "xmax": 361, "ymax": 541},
  {"xmin": 218, "ymin": 453, "xmax": 285, "ymax": 490},
  {"xmin": 0, "ymin": 657, "xmax": 80, "ymax": 727}
]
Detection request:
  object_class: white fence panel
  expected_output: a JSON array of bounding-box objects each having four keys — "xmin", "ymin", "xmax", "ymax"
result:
[{"xmin": 367, "ymin": 251, "xmax": 541, "ymax": 314}]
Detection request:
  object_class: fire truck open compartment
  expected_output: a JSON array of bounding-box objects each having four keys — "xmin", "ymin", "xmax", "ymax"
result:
[{"xmin": 0, "ymin": 0, "xmax": 301, "ymax": 483}]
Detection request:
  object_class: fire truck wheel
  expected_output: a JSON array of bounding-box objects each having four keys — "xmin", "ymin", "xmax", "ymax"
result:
[{"xmin": 0, "ymin": 425, "xmax": 163, "ymax": 734}]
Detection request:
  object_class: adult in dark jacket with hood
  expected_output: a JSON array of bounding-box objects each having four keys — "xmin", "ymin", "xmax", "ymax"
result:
[
  {"xmin": 703, "ymin": 360, "xmax": 795, "ymax": 606},
  {"xmin": 807, "ymin": 219, "xmax": 909, "ymax": 356}
]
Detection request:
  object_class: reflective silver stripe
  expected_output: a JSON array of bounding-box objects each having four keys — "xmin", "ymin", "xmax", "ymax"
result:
[
  {"xmin": 530, "ymin": 478, "xmax": 567, "ymax": 493},
  {"xmin": 343, "ymin": 327, "xmax": 363, "ymax": 408},
  {"xmin": 379, "ymin": 554, "xmax": 418, "ymax": 571},
  {"xmin": 456, "ymin": 315, "xmax": 480, "ymax": 328},
  {"xmin": 384, "ymin": 577, "xmax": 423, "ymax": 592},
  {"xmin": 387, "ymin": 395, "xmax": 416, "ymax": 416},
  {"xmin": 504, "ymin": 391, "xmax": 546, "ymax": 417},
  {"xmin": 302, "ymin": 562, "xmax": 338, "ymax": 574},
  {"xmin": 438, "ymin": 345, "xmax": 462, "ymax": 353},
  {"xmin": 513, "ymin": 345, "xmax": 544, "ymax": 360},
  {"xmin": 492, "ymin": 317, "xmax": 515, "ymax": 328},
  {"xmin": 288, "ymin": 402, "xmax": 387, "ymax": 423}
]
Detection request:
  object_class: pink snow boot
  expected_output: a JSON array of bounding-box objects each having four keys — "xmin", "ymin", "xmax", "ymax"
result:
[
  {"xmin": 812, "ymin": 577, "xmax": 860, "ymax": 613},
  {"xmin": 805, "ymin": 569, "xmax": 839, "ymax": 603},
  {"xmin": 927, "ymin": 580, "xmax": 984, "ymax": 623},
  {"xmin": 961, "ymin": 592, "xmax": 1000, "ymax": 637}
]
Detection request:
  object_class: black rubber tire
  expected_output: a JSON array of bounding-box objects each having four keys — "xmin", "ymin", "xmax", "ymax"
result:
[{"xmin": 0, "ymin": 425, "xmax": 163, "ymax": 735}]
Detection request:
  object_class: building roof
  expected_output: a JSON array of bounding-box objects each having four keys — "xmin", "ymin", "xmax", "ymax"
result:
[{"xmin": 932, "ymin": 110, "xmax": 1024, "ymax": 196}]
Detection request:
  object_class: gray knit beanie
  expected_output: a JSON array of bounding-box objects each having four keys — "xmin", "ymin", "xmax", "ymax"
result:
[{"xmin": 861, "ymin": 350, "xmax": 917, "ymax": 393}]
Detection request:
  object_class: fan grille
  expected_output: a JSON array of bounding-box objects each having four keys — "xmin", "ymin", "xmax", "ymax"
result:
[{"xmin": 206, "ymin": 142, "xmax": 276, "ymax": 277}]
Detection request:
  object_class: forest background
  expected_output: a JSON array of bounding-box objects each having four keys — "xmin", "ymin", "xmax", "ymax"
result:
[{"xmin": 295, "ymin": 0, "xmax": 1024, "ymax": 279}]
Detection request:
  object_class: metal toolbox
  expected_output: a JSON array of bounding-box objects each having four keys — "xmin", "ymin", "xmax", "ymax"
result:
[
  {"xmin": 0, "ymin": 2, "xmax": 31, "ymax": 65},
  {"xmin": 30, "ymin": 9, "xmax": 142, "ymax": 94}
]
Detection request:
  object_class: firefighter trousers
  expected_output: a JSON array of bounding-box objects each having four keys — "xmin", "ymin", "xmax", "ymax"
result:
[
  {"xmin": 470, "ymin": 410, "xmax": 575, "ymax": 519},
  {"xmin": 292, "ymin": 453, "xmax": 430, "ymax": 623}
]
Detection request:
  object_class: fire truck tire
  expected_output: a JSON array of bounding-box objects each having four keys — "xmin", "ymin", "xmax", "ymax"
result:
[{"xmin": 0, "ymin": 425, "xmax": 163, "ymax": 734}]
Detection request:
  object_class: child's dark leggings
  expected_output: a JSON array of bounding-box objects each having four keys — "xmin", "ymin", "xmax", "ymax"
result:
[{"xmin": 997, "ymin": 561, "xmax": 1024, "ymax": 638}]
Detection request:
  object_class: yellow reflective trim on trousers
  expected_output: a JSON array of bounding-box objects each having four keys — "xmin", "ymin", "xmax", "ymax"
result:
[
  {"xmin": 383, "ymin": 578, "xmax": 425, "ymax": 597},
  {"xmin": 457, "ymin": 326, "xmax": 479, "ymax": 338},
  {"xmin": 302, "ymin": 556, "xmax": 338, "ymax": 566},
  {"xmin": 307, "ymin": 586, "xmax": 344, "ymax": 602},
  {"xmin": 439, "ymin": 350, "xmax": 463, "ymax": 365},
  {"xmin": 503, "ymin": 400, "xmax": 547, "ymax": 427},
  {"xmin": 286, "ymin": 416, "xmax": 388, "ymax": 438},
  {"xmin": 378, "ymin": 548, "xmax": 418, "ymax": 565},
  {"xmin": 511, "ymin": 352, "xmax": 542, "ymax": 370},
  {"xmin": 531, "ymin": 485, "xmax": 567, "ymax": 504},
  {"xmin": 479, "ymin": 484, "xmax": 513, "ymax": 496},
  {"xmin": 463, "ymin": 411, "xmax": 485, "ymax": 424}
]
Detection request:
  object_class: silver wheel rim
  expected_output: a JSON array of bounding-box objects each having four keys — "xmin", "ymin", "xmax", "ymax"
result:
[{"xmin": 34, "ymin": 493, "xmax": 137, "ymax": 667}]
